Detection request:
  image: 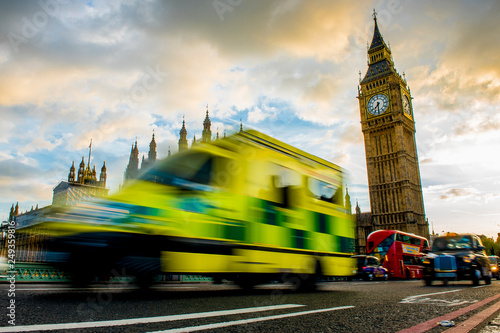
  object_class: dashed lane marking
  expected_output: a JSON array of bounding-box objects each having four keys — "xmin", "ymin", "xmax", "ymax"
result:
[
  {"xmin": 147, "ymin": 306, "xmax": 356, "ymax": 333},
  {"xmin": 0, "ymin": 304, "xmax": 304, "ymax": 332}
]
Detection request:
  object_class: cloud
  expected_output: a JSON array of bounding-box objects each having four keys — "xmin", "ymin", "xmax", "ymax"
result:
[
  {"xmin": 453, "ymin": 113, "xmax": 500, "ymax": 137},
  {"xmin": 0, "ymin": 159, "xmax": 40, "ymax": 179},
  {"xmin": 0, "ymin": 0, "xmax": 499, "ymax": 238},
  {"xmin": 439, "ymin": 188, "xmax": 477, "ymax": 201}
]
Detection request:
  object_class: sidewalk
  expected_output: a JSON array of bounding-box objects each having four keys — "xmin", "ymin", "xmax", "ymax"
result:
[
  {"xmin": 443, "ymin": 298, "xmax": 500, "ymax": 333},
  {"xmin": 479, "ymin": 314, "xmax": 500, "ymax": 332}
]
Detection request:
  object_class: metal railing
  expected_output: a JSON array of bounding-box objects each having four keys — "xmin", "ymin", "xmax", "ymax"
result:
[{"xmin": 1, "ymin": 262, "xmax": 213, "ymax": 283}]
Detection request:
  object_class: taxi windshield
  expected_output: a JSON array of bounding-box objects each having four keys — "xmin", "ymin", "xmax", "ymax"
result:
[{"xmin": 432, "ymin": 235, "xmax": 473, "ymax": 251}]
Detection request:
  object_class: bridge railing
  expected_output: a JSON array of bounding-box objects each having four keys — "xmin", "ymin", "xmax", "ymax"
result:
[{"xmin": 0, "ymin": 262, "xmax": 213, "ymax": 283}]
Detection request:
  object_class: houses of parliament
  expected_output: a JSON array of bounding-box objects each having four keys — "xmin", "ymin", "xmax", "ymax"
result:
[
  {"xmin": 123, "ymin": 108, "xmax": 221, "ymax": 181},
  {"xmin": 3, "ymin": 12, "xmax": 429, "ymax": 260}
]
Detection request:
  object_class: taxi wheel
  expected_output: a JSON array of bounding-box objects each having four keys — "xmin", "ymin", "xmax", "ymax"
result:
[
  {"xmin": 424, "ymin": 277, "xmax": 432, "ymax": 286},
  {"xmin": 472, "ymin": 269, "xmax": 481, "ymax": 286},
  {"xmin": 484, "ymin": 273, "xmax": 492, "ymax": 285}
]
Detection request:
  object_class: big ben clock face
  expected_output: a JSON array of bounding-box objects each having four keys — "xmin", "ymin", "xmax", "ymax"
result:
[
  {"xmin": 403, "ymin": 95, "xmax": 412, "ymax": 115},
  {"xmin": 367, "ymin": 93, "xmax": 389, "ymax": 116}
]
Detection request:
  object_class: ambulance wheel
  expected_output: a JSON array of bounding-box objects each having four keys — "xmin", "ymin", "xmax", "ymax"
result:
[
  {"xmin": 136, "ymin": 272, "xmax": 156, "ymax": 289},
  {"xmin": 235, "ymin": 275, "xmax": 256, "ymax": 290},
  {"xmin": 285, "ymin": 274, "xmax": 317, "ymax": 292},
  {"xmin": 68, "ymin": 254, "xmax": 94, "ymax": 288}
]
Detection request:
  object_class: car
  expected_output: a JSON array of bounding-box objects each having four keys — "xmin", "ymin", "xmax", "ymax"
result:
[
  {"xmin": 351, "ymin": 255, "xmax": 388, "ymax": 281},
  {"xmin": 488, "ymin": 255, "xmax": 500, "ymax": 280},
  {"xmin": 423, "ymin": 234, "xmax": 492, "ymax": 286}
]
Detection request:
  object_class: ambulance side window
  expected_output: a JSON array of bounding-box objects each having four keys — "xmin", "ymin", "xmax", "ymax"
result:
[
  {"xmin": 271, "ymin": 165, "xmax": 301, "ymax": 208},
  {"xmin": 308, "ymin": 178, "xmax": 342, "ymax": 205},
  {"xmin": 211, "ymin": 157, "xmax": 235, "ymax": 188},
  {"xmin": 191, "ymin": 158, "xmax": 213, "ymax": 185}
]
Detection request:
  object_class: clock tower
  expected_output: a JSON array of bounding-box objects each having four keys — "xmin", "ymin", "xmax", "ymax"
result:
[{"xmin": 358, "ymin": 12, "xmax": 429, "ymax": 239}]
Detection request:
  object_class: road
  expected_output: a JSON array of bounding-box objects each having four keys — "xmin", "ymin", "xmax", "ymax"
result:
[{"xmin": 1, "ymin": 279, "xmax": 500, "ymax": 332}]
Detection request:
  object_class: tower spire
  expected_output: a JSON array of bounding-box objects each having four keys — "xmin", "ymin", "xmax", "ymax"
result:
[
  {"xmin": 368, "ymin": 9, "xmax": 388, "ymax": 53},
  {"xmin": 202, "ymin": 106, "xmax": 212, "ymax": 143},
  {"xmin": 179, "ymin": 115, "xmax": 188, "ymax": 151},
  {"xmin": 360, "ymin": 12, "xmax": 395, "ymax": 84},
  {"xmin": 124, "ymin": 138, "xmax": 140, "ymax": 181},
  {"xmin": 148, "ymin": 130, "xmax": 157, "ymax": 164},
  {"xmin": 88, "ymin": 139, "xmax": 92, "ymax": 172}
]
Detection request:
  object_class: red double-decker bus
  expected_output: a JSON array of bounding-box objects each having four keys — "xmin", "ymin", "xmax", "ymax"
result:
[{"xmin": 366, "ymin": 230, "xmax": 429, "ymax": 279}]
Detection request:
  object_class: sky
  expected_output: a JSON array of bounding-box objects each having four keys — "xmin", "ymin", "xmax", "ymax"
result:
[{"xmin": 0, "ymin": 0, "xmax": 499, "ymax": 239}]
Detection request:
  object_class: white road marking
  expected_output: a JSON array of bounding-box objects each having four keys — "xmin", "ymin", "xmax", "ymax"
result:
[
  {"xmin": 0, "ymin": 304, "xmax": 304, "ymax": 332},
  {"xmin": 148, "ymin": 306, "xmax": 356, "ymax": 333},
  {"xmin": 401, "ymin": 289, "xmax": 462, "ymax": 300},
  {"xmin": 400, "ymin": 289, "xmax": 478, "ymax": 306}
]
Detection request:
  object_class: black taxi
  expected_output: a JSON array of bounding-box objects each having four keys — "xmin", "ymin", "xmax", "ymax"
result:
[{"xmin": 423, "ymin": 234, "xmax": 492, "ymax": 286}]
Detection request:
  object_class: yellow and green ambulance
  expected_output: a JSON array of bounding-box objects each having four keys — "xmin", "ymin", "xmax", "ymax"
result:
[{"xmin": 44, "ymin": 130, "xmax": 356, "ymax": 289}]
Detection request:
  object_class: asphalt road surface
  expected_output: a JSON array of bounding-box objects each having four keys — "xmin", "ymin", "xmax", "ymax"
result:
[{"xmin": 1, "ymin": 279, "xmax": 500, "ymax": 332}]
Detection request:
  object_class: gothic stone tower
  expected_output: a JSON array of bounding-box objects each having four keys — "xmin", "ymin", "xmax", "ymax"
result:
[
  {"xmin": 358, "ymin": 13, "xmax": 429, "ymax": 239},
  {"xmin": 124, "ymin": 141, "xmax": 140, "ymax": 181},
  {"xmin": 202, "ymin": 106, "xmax": 212, "ymax": 143},
  {"xmin": 179, "ymin": 118, "xmax": 188, "ymax": 152}
]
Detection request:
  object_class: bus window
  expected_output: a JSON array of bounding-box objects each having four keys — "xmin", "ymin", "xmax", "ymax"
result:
[
  {"xmin": 403, "ymin": 255, "xmax": 422, "ymax": 266},
  {"xmin": 396, "ymin": 233, "xmax": 421, "ymax": 245},
  {"xmin": 375, "ymin": 234, "xmax": 395, "ymax": 259}
]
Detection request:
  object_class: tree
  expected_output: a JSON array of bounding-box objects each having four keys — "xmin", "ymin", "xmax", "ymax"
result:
[
  {"xmin": 494, "ymin": 234, "xmax": 500, "ymax": 256},
  {"xmin": 480, "ymin": 236, "xmax": 496, "ymax": 256}
]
